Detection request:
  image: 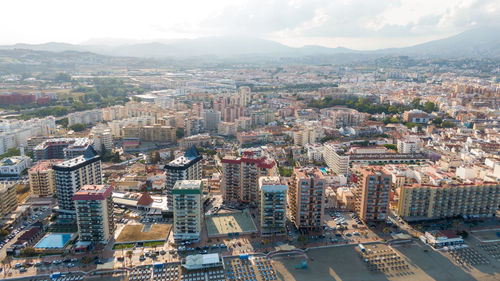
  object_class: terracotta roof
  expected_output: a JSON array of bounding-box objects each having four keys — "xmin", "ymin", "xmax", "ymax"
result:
[{"xmin": 137, "ymin": 192, "xmax": 154, "ymax": 206}]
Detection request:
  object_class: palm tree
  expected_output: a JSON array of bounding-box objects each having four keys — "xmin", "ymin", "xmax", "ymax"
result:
[
  {"xmin": 2, "ymin": 256, "xmax": 12, "ymax": 276},
  {"xmin": 126, "ymin": 250, "xmax": 133, "ymax": 266}
]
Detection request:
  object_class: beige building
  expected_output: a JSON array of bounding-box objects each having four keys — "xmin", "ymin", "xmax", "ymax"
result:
[
  {"xmin": 0, "ymin": 182, "xmax": 17, "ymax": 217},
  {"xmin": 221, "ymin": 155, "xmax": 276, "ymax": 204},
  {"xmin": 288, "ymin": 167, "xmax": 325, "ymax": 232},
  {"xmin": 218, "ymin": 122, "xmax": 237, "ymax": 136},
  {"xmin": 323, "ymin": 143, "xmax": 350, "ymax": 176},
  {"xmin": 125, "ymin": 101, "xmax": 168, "ymax": 123},
  {"xmin": 355, "ymin": 166, "xmax": 392, "ymax": 221},
  {"xmin": 123, "ymin": 124, "xmax": 176, "ymax": 143},
  {"xmin": 398, "ymin": 182, "xmax": 500, "ymax": 220},
  {"xmin": 28, "ymin": 160, "xmax": 62, "ymax": 197}
]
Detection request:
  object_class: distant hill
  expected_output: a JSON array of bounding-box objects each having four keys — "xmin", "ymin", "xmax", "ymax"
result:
[
  {"xmin": 376, "ymin": 27, "xmax": 500, "ymax": 58},
  {"xmin": 0, "ymin": 37, "xmax": 358, "ymax": 58},
  {"xmin": 0, "ymin": 27, "xmax": 499, "ymax": 60}
]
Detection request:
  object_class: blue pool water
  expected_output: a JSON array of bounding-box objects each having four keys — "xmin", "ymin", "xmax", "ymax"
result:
[
  {"xmin": 35, "ymin": 233, "xmax": 73, "ymax": 249},
  {"xmin": 319, "ymin": 168, "xmax": 327, "ymax": 173}
]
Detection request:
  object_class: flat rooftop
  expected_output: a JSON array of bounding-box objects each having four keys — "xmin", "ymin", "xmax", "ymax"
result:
[{"xmin": 205, "ymin": 209, "xmax": 257, "ymax": 237}]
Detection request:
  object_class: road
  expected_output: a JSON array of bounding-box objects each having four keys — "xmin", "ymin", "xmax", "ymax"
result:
[{"xmin": 0, "ymin": 206, "xmax": 52, "ymax": 262}]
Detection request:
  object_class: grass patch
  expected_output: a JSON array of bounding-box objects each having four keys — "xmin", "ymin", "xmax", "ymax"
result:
[
  {"xmin": 144, "ymin": 241, "xmax": 165, "ymax": 247},
  {"xmin": 113, "ymin": 243, "xmax": 136, "ymax": 250}
]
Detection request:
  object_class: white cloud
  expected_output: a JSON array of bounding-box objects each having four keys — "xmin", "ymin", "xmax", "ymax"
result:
[{"xmin": 0, "ymin": 0, "xmax": 499, "ymax": 49}]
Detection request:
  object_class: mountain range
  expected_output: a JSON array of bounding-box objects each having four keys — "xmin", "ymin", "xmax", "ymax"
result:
[{"xmin": 0, "ymin": 27, "xmax": 499, "ymax": 59}]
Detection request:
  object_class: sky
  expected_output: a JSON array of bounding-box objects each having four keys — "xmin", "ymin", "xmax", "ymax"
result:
[{"xmin": 1, "ymin": 0, "xmax": 499, "ymax": 50}]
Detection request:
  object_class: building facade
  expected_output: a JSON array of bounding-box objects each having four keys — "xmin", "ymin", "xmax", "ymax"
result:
[
  {"xmin": 28, "ymin": 160, "xmax": 61, "ymax": 197},
  {"xmin": 53, "ymin": 148, "xmax": 102, "ymax": 216},
  {"xmin": 202, "ymin": 110, "xmax": 221, "ymax": 131},
  {"xmin": 323, "ymin": 144, "xmax": 350, "ymax": 176},
  {"xmin": 0, "ymin": 182, "xmax": 17, "ymax": 216},
  {"xmin": 0, "ymin": 156, "xmax": 32, "ymax": 178},
  {"xmin": 34, "ymin": 138, "xmax": 92, "ymax": 161},
  {"xmin": 164, "ymin": 146, "xmax": 202, "ymax": 207},
  {"xmin": 288, "ymin": 167, "xmax": 325, "ymax": 233},
  {"xmin": 172, "ymin": 180, "xmax": 202, "ymax": 242},
  {"xmin": 397, "ymin": 183, "xmax": 500, "ymax": 220},
  {"xmin": 221, "ymin": 155, "xmax": 276, "ymax": 204},
  {"xmin": 355, "ymin": 166, "xmax": 391, "ymax": 221},
  {"xmin": 73, "ymin": 184, "xmax": 114, "ymax": 244},
  {"xmin": 259, "ymin": 177, "xmax": 288, "ymax": 237}
]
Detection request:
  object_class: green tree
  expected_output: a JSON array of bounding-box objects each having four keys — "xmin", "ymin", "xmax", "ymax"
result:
[
  {"xmin": 0, "ymin": 148, "xmax": 20, "ymax": 159},
  {"xmin": 441, "ymin": 121, "xmax": 456, "ymax": 128},
  {"xmin": 56, "ymin": 117, "xmax": 69, "ymax": 128},
  {"xmin": 432, "ymin": 118, "xmax": 443, "ymax": 126},
  {"xmin": 69, "ymin": 123, "xmax": 86, "ymax": 132},
  {"xmin": 423, "ymin": 101, "xmax": 436, "ymax": 113},
  {"xmin": 406, "ymin": 122, "xmax": 417, "ymax": 129},
  {"xmin": 111, "ymin": 152, "xmax": 121, "ymax": 163},
  {"xmin": 176, "ymin": 128, "xmax": 185, "ymax": 139},
  {"xmin": 383, "ymin": 144, "xmax": 397, "ymax": 151}
]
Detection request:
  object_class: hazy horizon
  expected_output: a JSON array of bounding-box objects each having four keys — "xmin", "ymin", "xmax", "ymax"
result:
[{"xmin": 2, "ymin": 0, "xmax": 499, "ymax": 50}]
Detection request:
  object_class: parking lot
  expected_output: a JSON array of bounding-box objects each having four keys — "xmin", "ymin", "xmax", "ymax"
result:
[
  {"xmin": 0, "ymin": 206, "xmax": 51, "ymax": 260},
  {"xmin": 323, "ymin": 211, "xmax": 380, "ymax": 244}
]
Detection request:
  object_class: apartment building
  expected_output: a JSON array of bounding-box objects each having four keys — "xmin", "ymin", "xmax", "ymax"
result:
[
  {"xmin": 0, "ymin": 182, "xmax": 17, "ymax": 217},
  {"xmin": 122, "ymin": 124, "xmax": 176, "ymax": 143},
  {"xmin": 402, "ymin": 109, "xmax": 429, "ymax": 123},
  {"xmin": 397, "ymin": 182, "xmax": 500, "ymax": 220},
  {"xmin": 221, "ymin": 155, "xmax": 276, "ymax": 204},
  {"xmin": 172, "ymin": 180, "xmax": 203, "ymax": 242},
  {"xmin": 53, "ymin": 147, "xmax": 102, "ymax": 216},
  {"xmin": 90, "ymin": 125, "xmax": 113, "ymax": 152},
  {"xmin": 259, "ymin": 177, "xmax": 288, "ymax": 237},
  {"xmin": 73, "ymin": 184, "xmax": 114, "ymax": 245},
  {"xmin": 28, "ymin": 160, "xmax": 62, "ymax": 197},
  {"xmin": 202, "ymin": 110, "xmax": 221, "ymax": 131},
  {"xmin": 323, "ymin": 144, "xmax": 350, "ymax": 176},
  {"xmin": 184, "ymin": 117, "xmax": 204, "ymax": 137},
  {"xmin": 67, "ymin": 109, "xmax": 103, "ymax": 126},
  {"xmin": 288, "ymin": 167, "xmax": 325, "ymax": 233},
  {"xmin": 102, "ymin": 105, "xmax": 127, "ymax": 121},
  {"xmin": 355, "ymin": 166, "xmax": 392, "ymax": 221},
  {"xmin": 164, "ymin": 146, "xmax": 202, "ymax": 207},
  {"xmin": 125, "ymin": 101, "xmax": 168, "ymax": 123},
  {"xmin": 218, "ymin": 122, "xmax": 237, "ymax": 136},
  {"xmin": 321, "ymin": 107, "xmax": 364, "ymax": 128},
  {"xmin": 397, "ymin": 139, "xmax": 418, "ymax": 154},
  {"xmin": 34, "ymin": 138, "xmax": 92, "ymax": 161}
]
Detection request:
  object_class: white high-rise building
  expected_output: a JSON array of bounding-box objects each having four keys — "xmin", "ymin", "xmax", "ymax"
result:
[
  {"xmin": 323, "ymin": 143, "xmax": 350, "ymax": 176},
  {"xmin": 397, "ymin": 139, "xmax": 418, "ymax": 154},
  {"xmin": 164, "ymin": 146, "xmax": 202, "ymax": 208},
  {"xmin": 259, "ymin": 177, "xmax": 288, "ymax": 237},
  {"xmin": 53, "ymin": 147, "xmax": 102, "ymax": 216},
  {"xmin": 172, "ymin": 180, "xmax": 202, "ymax": 242},
  {"xmin": 90, "ymin": 125, "xmax": 113, "ymax": 152}
]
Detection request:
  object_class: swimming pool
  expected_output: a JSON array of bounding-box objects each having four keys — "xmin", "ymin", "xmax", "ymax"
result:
[
  {"xmin": 35, "ymin": 233, "xmax": 73, "ymax": 249},
  {"xmin": 319, "ymin": 168, "xmax": 327, "ymax": 173}
]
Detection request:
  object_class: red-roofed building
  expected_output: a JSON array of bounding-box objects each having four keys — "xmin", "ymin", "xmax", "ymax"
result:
[
  {"xmin": 137, "ymin": 192, "xmax": 154, "ymax": 206},
  {"xmin": 73, "ymin": 185, "xmax": 114, "ymax": 245},
  {"xmin": 221, "ymin": 155, "xmax": 277, "ymax": 204}
]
